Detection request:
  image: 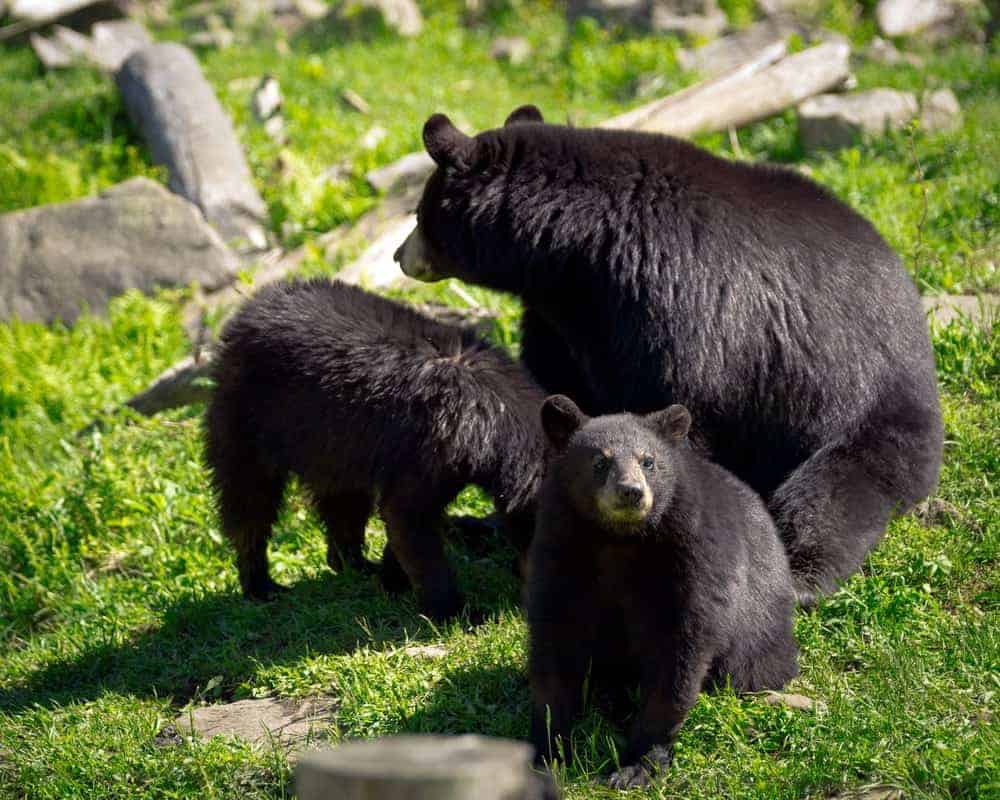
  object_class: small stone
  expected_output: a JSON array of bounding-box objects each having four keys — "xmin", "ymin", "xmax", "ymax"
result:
[
  {"xmin": 919, "ymin": 88, "xmax": 961, "ymax": 133},
  {"xmin": 29, "ymin": 31, "xmax": 76, "ymax": 67},
  {"xmin": 863, "ymin": 36, "xmax": 924, "ymax": 67},
  {"xmin": 153, "ymin": 723, "xmax": 184, "ymax": 748},
  {"xmin": 341, "ymin": 88, "xmax": 370, "ymax": 114},
  {"xmin": 649, "ymin": 0, "xmax": 727, "ymax": 38},
  {"xmin": 264, "ymin": 114, "xmax": 287, "ymax": 143},
  {"xmin": 490, "ymin": 35, "xmax": 531, "ymax": 65},
  {"xmin": 176, "ymin": 696, "xmax": 338, "ymax": 748},
  {"xmin": 760, "ymin": 691, "xmax": 827, "ymax": 713},
  {"xmin": 797, "ymin": 89, "xmax": 919, "ymax": 151},
  {"xmin": 914, "ymin": 497, "xmax": 965, "ymax": 527},
  {"xmin": 340, "ymin": 0, "xmax": 422, "ymax": 36},
  {"xmin": 190, "ymin": 14, "xmax": 234, "ymax": 49},
  {"xmin": 252, "ymin": 75, "xmax": 282, "ymax": 122},
  {"xmin": 828, "ymin": 786, "xmax": 904, "ymax": 800},
  {"xmin": 876, "ymin": 0, "xmax": 956, "ymax": 37},
  {"xmin": 360, "ymin": 124, "xmax": 388, "ymax": 150},
  {"xmin": 403, "ymin": 644, "xmax": 448, "ymax": 659}
]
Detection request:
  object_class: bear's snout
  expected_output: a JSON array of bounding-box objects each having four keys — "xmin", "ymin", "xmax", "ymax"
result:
[
  {"xmin": 616, "ymin": 481, "xmax": 645, "ymax": 507},
  {"xmin": 395, "ymin": 226, "xmax": 442, "ymax": 281}
]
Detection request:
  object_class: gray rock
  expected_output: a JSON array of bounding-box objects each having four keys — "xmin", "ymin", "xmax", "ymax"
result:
[
  {"xmin": 251, "ymin": 75, "xmax": 282, "ymax": 122},
  {"xmin": 176, "ymin": 696, "xmax": 338, "ymax": 747},
  {"xmin": 649, "ymin": 0, "xmax": 726, "ymax": 37},
  {"xmin": 31, "ymin": 21, "xmax": 152, "ymax": 72},
  {"xmin": 116, "ymin": 43, "xmax": 269, "ymax": 250},
  {"xmin": 29, "ymin": 29, "xmax": 76, "ymax": 66},
  {"xmin": 569, "ymin": 0, "xmax": 726, "ymax": 38},
  {"xmin": 797, "ymin": 89, "xmax": 920, "ymax": 151},
  {"xmin": 341, "ymin": 0, "xmax": 422, "ymax": 36},
  {"xmin": 922, "ymin": 293, "xmax": 997, "ymax": 327},
  {"xmin": 490, "ymin": 35, "xmax": 531, "ymax": 65},
  {"xmin": 91, "ymin": 20, "xmax": 152, "ymax": 71},
  {"xmin": 920, "ymin": 88, "xmax": 961, "ymax": 132},
  {"xmin": 875, "ymin": 0, "xmax": 957, "ymax": 36},
  {"xmin": 366, "ymin": 150, "xmax": 435, "ymax": 193},
  {"xmin": 0, "ymin": 178, "xmax": 240, "ymax": 325},
  {"xmin": 863, "ymin": 36, "xmax": 925, "ymax": 66},
  {"xmin": 678, "ymin": 16, "xmax": 802, "ymax": 77}
]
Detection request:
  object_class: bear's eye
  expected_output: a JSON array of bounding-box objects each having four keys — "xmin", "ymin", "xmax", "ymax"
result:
[
  {"xmin": 593, "ymin": 454, "xmax": 611, "ymax": 474},
  {"xmin": 641, "ymin": 455, "xmax": 655, "ymax": 470}
]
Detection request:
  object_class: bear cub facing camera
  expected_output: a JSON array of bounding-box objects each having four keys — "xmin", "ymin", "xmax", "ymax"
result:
[
  {"xmin": 204, "ymin": 279, "xmax": 547, "ymax": 621},
  {"xmin": 527, "ymin": 396, "xmax": 799, "ymax": 789}
]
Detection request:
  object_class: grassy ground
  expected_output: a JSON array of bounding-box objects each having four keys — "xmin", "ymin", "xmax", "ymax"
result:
[{"xmin": 1, "ymin": 2, "xmax": 998, "ymax": 798}]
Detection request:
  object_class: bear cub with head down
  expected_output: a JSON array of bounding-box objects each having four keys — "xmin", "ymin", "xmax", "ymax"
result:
[
  {"xmin": 527, "ymin": 396, "xmax": 798, "ymax": 789},
  {"xmin": 204, "ymin": 279, "xmax": 546, "ymax": 620}
]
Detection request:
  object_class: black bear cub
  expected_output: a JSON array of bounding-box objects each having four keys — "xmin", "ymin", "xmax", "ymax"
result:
[
  {"xmin": 204, "ymin": 279, "xmax": 546, "ymax": 620},
  {"xmin": 527, "ymin": 396, "xmax": 799, "ymax": 789}
]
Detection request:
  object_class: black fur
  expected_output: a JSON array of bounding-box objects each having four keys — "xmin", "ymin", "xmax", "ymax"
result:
[
  {"xmin": 527, "ymin": 397, "xmax": 798, "ymax": 789},
  {"xmin": 204, "ymin": 279, "xmax": 546, "ymax": 620},
  {"xmin": 398, "ymin": 108, "xmax": 943, "ymax": 604}
]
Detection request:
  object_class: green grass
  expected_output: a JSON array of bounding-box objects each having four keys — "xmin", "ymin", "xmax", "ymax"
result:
[{"xmin": 1, "ymin": 2, "xmax": 998, "ymax": 798}]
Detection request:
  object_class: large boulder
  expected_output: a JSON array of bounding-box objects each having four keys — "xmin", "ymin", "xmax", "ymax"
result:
[{"xmin": 0, "ymin": 178, "xmax": 240, "ymax": 325}]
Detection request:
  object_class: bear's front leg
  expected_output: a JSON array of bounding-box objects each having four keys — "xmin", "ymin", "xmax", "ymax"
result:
[
  {"xmin": 527, "ymin": 556, "xmax": 600, "ymax": 769},
  {"xmin": 608, "ymin": 639, "xmax": 710, "ymax": 790}
]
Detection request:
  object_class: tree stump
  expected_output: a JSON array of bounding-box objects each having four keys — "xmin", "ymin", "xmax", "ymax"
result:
[{"xmin": 296, "ymin": 735, "xmax": 540, "ymax": 800}]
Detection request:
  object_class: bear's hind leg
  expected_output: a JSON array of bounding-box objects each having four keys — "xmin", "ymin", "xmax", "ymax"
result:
[
  {"xmin": 380, "ymin": 486, "xmax": 463, "ymax": 621},
  {"xmin": 314, "ymin": 491, "xmax": 376, "ymax": 575},
  {"xmin": 219, "ymin": 469, "xmax": 288, "ymax": 600},
  {"xmin": 770, "ymin": 390, "xmax": 942, "ymax": 606}
]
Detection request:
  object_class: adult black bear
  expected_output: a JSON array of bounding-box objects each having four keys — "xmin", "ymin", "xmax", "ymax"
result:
[
  {"xmin": 395, "ymin": 105, "xmax": 943, "ymax": 605},
  {"xmin": 528, "ymin": 395, "xmax": 799, "ymax": 789},
  {"xmin": 204, "ymin": 279, "xmax": 546, "ymax": 620}
]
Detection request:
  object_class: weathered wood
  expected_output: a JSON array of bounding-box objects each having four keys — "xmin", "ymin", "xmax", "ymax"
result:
[
  {"xmin": 116, "ymin": 43, "xmax": 269, "ymax": 251},
  {"xmin": 602, "ymin": 40, "xmax": 850, "ymax": 137},
  {"xmin": 0, "ymin": 0, "xmax": 123, "ymax": 42},
  {"xmin": 295, "ymin": 735, "xmax": 535, "ymax": 800},
  {"xmin": 124, "ymin": 351, "xmax": 215, "ymax": 416}
]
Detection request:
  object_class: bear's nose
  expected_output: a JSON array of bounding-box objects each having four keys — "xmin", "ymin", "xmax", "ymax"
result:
[
  {"xmin": 617, "ymin": 482, "xmax": 644, "ymax": 506},
  {"xmin": 393, "ymin": 240, "xmax": 406, "ymax": 264}
]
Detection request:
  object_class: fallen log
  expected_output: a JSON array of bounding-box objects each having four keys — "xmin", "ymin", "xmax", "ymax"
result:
[
  {"xmin": 601, "ymin": 40, "xmax": 851, "ymax": 137},
  {"xmin": 116, "ymin": 43, "xmax": 269, "ymax": 251}
]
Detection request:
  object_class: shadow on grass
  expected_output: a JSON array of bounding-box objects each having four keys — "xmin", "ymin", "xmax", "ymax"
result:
[{"xmin": 0, "ymin": 528, "xmax": 522, "ymax": 714}]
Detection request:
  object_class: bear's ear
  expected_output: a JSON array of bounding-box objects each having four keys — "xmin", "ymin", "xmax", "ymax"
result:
[
  {"xmin": 647, "ymin": 405, "xmax": 691, "ymax": 442},
  {"xmin": 504, "ymin": 105, "xmax": 544, "ymax": 126},
  {"xmin": 423, "ymin": 113, "xmax": 476, "ymax": 169},
  {"xmin": 541, "ymin": 395, "xmax": 588, "ymax": 449}
]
